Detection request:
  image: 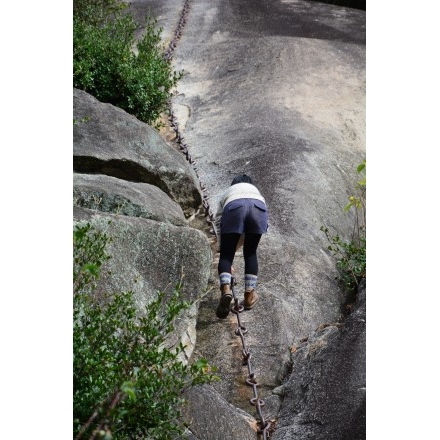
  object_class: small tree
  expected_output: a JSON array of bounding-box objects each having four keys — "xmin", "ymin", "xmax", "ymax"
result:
[{"xmin": 73, "ymin": 223, "xmax": 217, "ymax": 439}]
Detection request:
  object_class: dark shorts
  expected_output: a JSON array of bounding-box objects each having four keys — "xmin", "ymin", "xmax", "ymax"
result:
[{"xmin": 221, "ymin": 198, "xmax": 268, "ymax": 234}]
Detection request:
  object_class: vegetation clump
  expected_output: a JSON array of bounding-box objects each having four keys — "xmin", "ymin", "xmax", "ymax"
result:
[
  {"xmin": 73, "ymin": 222, "xmax": 217, "ymax": 439},
  {"xmin": 73, "ymin": 0, "xmax": 182, "ymax": 126},
  {"xmin": 321, "ymin": 160, "xmax": 366, "ymax": 297}
]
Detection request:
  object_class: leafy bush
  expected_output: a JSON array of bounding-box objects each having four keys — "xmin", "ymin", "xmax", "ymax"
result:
[
  {"xmin": 73, "ymin": 0, "xmax": 128, "ymax": 26},
  {"xmin": 73, "ymin": 0, "xmax": 182, "ymax": 125},
  {"xmin": 73, "ymin": 221, "xmax": 112, "ymax": 296},
  {"xmin": 321, "ymin": 160, "xmax": 366, "ymax": 296},
  {"xmin": 321, "ymin": 227, "xmax": 366, "ymax": 295},
  {"xmin": 73, "ymin": 223, "xmax": 218, "ymax": 439}
]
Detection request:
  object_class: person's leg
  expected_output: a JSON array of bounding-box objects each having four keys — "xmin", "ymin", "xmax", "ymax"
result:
[
  {"xmin": 243, "ymin": 233, "xmax": 262, "ymax": 275},
  {"xmin": 216, "ymin": 233, "xmax": 241, "ymax": 319},
  {"xmin": 242, "ymin": 233, "xmax": 262, "ymax": 309},
  {"xmin": 218, "ymin": 232, "xmax": 241, "ymax": 276}
]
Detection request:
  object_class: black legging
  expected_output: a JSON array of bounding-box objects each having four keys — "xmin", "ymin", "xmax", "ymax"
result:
[{"xmin": 218, "ymin": 233, "xmax": 262, "ymax": 276}]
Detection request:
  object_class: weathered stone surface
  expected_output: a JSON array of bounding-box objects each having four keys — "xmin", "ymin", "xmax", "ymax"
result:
[
  {"xmin": 73, "ymin": 88, "xmax": 202, "ymax": 216},
  {"xmin": 73, "ymin": 0, "xmax": 366, "ymax": 436},
  {"xmin": 73, "ymin": 205, "xmax": 212, "ymax": 304},
  {"xmin": 181, "ymin": 385, "xmax": 257, "ymax": 440},
  {"xmin": 153, "ymin": 0, "xmax": 366, "ymax": 416},
  {"xmin": 73, "ymin": 206, "xmax": 213, "ymax": 358},
  {"xmin": 273, "ymin": 280, "xmax": 366, "ymax": 440},
  {"xmin": 73, "ymin": 173, "xmax": 187, "ymax": 226}
]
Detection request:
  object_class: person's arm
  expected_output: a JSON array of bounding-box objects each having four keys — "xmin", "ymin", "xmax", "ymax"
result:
[{"xmin": 214, "ymin": 201, "xmax": 223, "ymax": 250}]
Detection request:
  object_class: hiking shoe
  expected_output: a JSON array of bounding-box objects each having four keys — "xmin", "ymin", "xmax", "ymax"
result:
[
  {"xmin": 242, "ymin": 289, "xmax": 259, "ymax": 310},
  {"xmin": 216, "ymin": 284, "xmax": 232, "ymax": 319}
]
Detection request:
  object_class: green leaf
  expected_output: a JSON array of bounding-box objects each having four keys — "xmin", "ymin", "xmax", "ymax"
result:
[
  {"xmin": 357, "ymin": 160, "xmax": 366, "ymax": 173},
  {"xmin": 121, "ymin": 381, "xmax": 137, "ymax": 401}
]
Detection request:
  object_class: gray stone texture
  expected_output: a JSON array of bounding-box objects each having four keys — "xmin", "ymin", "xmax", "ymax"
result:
[
  {"xmin": 73, "ymin": 206, "xmax": 212, "ymax": 358},
  {"xmin": 273, "ymin": 280, "xmax": 366, "ymax": 440},
  {"xmin": 73, "ymin": 173, "xmax": 187, "ymax": 226},
  {"xmin": 73, "ymin": 0, "xmax": 366, "ymax": 437},
  {"xmin": 182, "ymin": 385, "xmax": 258, "ymax": 440},
  {"xmin": 157, "ymin": 0, "xmax": 366, "ymax": 412},
  {"xmin": 73, "ymin": 87, "xmax": 202, "ymax": 217}
]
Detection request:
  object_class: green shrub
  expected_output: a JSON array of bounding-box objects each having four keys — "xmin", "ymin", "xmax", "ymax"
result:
[
  {"xmin": 321, "ymin": 160, "xmax": 366, "ymax": 296},
  {"xmin": 73, "ymin": 221, "xmax": 112, "ymax": 296},
  {"xmin": 73, "ymin": 0, "xmax": 182, "ymax": 126},
  {"xmin": 321, "ymin": 226, "xmax": 366, "ymax": 295},
  {"xmin": 73, "ymin": 0, "xmax": 128, "ymax": 26},
  {"xmin": 73, "ymin": 223, "xmax": 218, "ymax": 439}
]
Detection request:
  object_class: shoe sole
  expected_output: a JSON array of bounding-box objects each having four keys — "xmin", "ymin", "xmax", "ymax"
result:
[{"xmin": 216, "ymin": 294, "xmax": 232, "ymax": 319}]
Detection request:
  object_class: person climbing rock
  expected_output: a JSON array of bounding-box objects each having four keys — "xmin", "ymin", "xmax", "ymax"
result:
[{"xmin": 214, "ymin": 174, "xmax": 269, "ymax": 319}]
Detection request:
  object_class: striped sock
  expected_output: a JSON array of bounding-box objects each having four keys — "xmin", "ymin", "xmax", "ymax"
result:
[
  {"xmin": 244, "ymin": 274, "xmax": 258, "ymax": 292},
  {"xmin": 219, "ymin": 272, "xmax": 232, "ymax": 286}
]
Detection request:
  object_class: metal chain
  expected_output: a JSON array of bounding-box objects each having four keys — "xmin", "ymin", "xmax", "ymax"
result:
[
  {"xmin": 165, "ymin": 0, "xmax": 217, "ymax": 233},
  {"xmin": 168, "ymin": 111, "xmax": 216, "ymax": 231},
  {"xmin": 163, "ymin": 0, "xmax": 191, "ymax": 61},
  {"xmin": 164, "ymin": 1, "xmax": 273, "ymax": 437},
  {"xmin": 230, "ymin": 276, "xmax": 273, "ymax": 439}
]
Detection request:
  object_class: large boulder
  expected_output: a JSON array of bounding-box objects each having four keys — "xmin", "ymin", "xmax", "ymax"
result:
[
  {"xmin": 272, "ymin": 280, "xmax": 366, "ymax": 440},
  {"xmin": 73, "ymin": 87, "xmax": 212, "ymax": 360},
  {"xmin": 73, "ymin": 206, "xmax": 213, "ymax": 359},
  {"xmin": 73, "ymin": 88, "xmax": 202, "ymax": 217},
  {"xmin": 73, "ymin": 173, "xmax": 187, "ymax": 226},
  {"xmin": 181, "ymin": 385, "xmax": 258, "ymax": 440}
]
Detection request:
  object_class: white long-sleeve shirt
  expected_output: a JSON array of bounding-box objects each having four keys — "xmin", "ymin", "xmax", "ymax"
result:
[{"xmin": 214, "ymin": 182, "xmax": 266, "ymax": 248}]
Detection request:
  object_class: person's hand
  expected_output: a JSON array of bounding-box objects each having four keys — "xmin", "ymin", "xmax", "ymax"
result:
[{"xmin": 231, "ymin": 266, "xmax": 235, "ymax": 274}]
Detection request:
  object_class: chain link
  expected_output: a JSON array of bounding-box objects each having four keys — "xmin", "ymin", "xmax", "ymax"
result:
[{"xmin": 230, "ymin": 276, "xmax": 273, "ymax": 439}]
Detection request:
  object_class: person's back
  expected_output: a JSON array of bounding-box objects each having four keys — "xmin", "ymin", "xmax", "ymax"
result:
[{"xmin": 214, "ymin": 174, "xmax": 269, "ymax": 319}]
